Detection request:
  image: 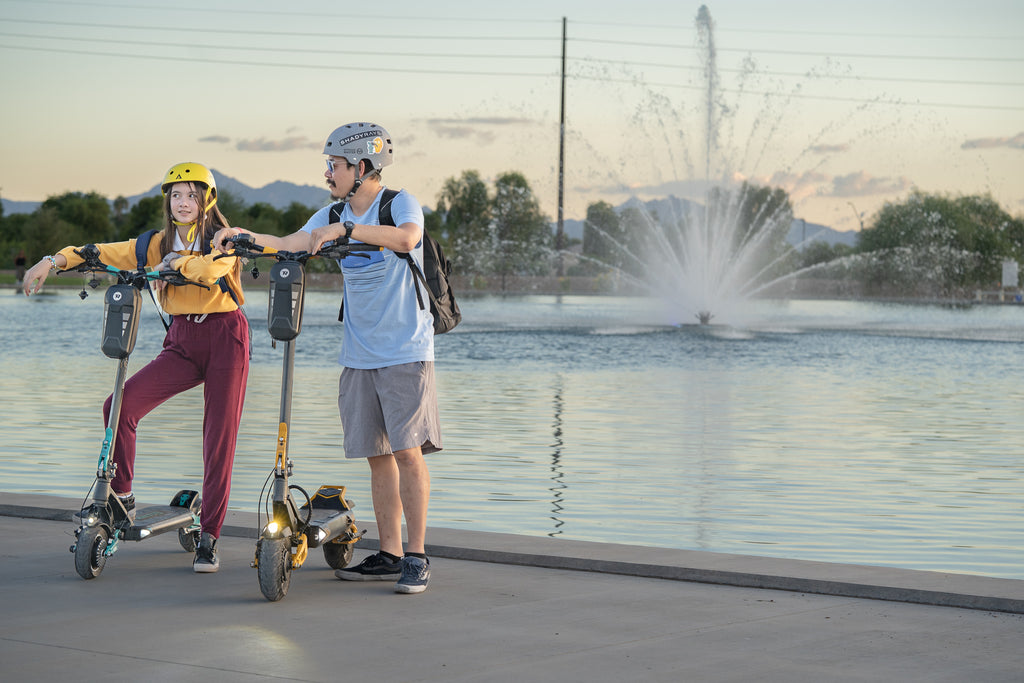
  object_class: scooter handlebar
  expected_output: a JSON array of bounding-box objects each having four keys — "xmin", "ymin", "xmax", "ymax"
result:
[{"xmin": 67, "ymin": 245, "xmax": 209, "ymax": 290}]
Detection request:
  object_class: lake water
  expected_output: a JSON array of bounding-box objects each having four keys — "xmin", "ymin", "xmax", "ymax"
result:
[{"xmin": 3, "ymin": 282, "xmax": 1023, "ymax": 579}]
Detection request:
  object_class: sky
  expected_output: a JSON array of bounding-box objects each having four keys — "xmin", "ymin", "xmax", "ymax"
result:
[{"xmin": 0, "ymin": 0, "xmax": 1021, "ymax": 232}]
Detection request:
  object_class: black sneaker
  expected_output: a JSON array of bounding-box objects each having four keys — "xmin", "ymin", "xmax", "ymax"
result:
[
  {"xmin": 193, "ymin": 532, "xmax": 219, "ymax": 573},
  {"xmin": 117, "ymin": 494, "xmax": 136, "ymax": 522},
  {"xmin": 395, "ymin": 556, "xmax": 430, "ymax": 594},
  {"xmin": 335, "ymin": 552, "xmax": 402, "ymax": 581}
]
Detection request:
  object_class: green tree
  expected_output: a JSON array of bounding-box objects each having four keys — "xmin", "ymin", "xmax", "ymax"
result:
[
  {"xmin": 112, "ymin": 195, "xmax": 129, "ymax": 239},
  {"xmin": 435, "ymin": 170, "xmax": 492, "ymax": 275},
  {"xmin": 124, "ymin": 195, "xmax": 165, "ymax": 236},
  {"xmin": 799, "ymin": 241, "xmax": 854, "ymax": 269},
  {"xmin": 40, "ymin": 191, "xmax": 114, "ymax": 243},
  {"xmin": 857, "ymin": 190, "xmax": 1023, "ymax": 295},
  {"xmin": 280, "ymin": 201, "xmax": 317, "ymax": 235},
  {"xmin": 215, "ymin": 188, "xmax": 247, "ymax": 224},
  {"xmin": 24, "ymin": 207, "xmax": 82, "ymax": 259},
  {"xmin": 491, "ymin": 171, "xmax": 551, "ymax": 283},
  {"xmin": 245, "ymin": 202, "xmax": 285, "ymax": 236},
  {"xmin": 580, "ymin": 200, "xmax": 622, "ymax": 274}
]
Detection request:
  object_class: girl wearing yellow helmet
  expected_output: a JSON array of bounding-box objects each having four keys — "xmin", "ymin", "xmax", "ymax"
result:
[{"xmin": 23, "ymin": 162, "xmax": 250, "ymax": 573}]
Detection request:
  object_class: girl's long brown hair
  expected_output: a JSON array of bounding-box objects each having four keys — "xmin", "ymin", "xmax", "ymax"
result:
[{"xmin": 159, "ymin": 182, "xmax": 232, "ymax": 257}]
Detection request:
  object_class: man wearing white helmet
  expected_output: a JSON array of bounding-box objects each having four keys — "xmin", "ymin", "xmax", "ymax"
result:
[{"xmin": 214, "ymin": 122, "xmax": 439, "ymax": 594}]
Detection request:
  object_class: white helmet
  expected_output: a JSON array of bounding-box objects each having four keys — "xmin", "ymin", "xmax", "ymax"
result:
[{"xmin": 323, "ymin": 122, "xmax": 393, "ymax": 171}]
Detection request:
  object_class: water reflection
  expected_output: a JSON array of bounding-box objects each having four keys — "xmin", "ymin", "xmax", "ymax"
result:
[
  {"xmin": 548, "ymin": 373, "xmax": 566, "ymax": 537},
  {"xmin": 3, "ymin": 290, "xmax": 1024, "ymax": 579}
]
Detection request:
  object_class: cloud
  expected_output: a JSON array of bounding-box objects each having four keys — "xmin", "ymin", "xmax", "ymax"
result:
[
  {"xmin": 235, "ymin": 136, "xmax": 320, "ymax": 152},
  {"xmin": 825, "ymin": 171, "xmax": 911, "ymax": 197},
  {"xmin": 427, "ymin": 117, "xmax": 532, "ymax": 127},
  {"xmin": 766, "ymin": 170, "xmax": 830, "ymax": 202},
  {"xmin": 199, "ymin": 135, "xmax": 231, "ymax": 144},
  {"xmin": 808, "ymin": 144, "xmax": 849, "ymax": 154},
  {"xmin": 425, "ymin": 117, "xmax": 533, "ymax": 144},
  {"xmin": 961, "ymin": 132, "xmax": 1024, "ymax": 150}
]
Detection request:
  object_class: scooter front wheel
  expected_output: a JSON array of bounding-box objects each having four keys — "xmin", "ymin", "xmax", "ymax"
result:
[
  {"xmin": 74, "ymin": 526, "xmax": 109, "ymax": 579},
  {"xmin": 257, "ymin": 537, "xmax": 292, "ymax": 602}
]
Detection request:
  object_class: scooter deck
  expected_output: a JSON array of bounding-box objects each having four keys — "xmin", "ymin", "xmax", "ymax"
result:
[
  {"xmin": 300, "ymin": 486, "xmax": 357, "ymax": 548},
  {"xmin": 121, "ymin": 505, "xmax": 198, "ymax": 541},
  {"xmin": 303, "ymin": 507, "xmax": 357, "ymax": 548}
]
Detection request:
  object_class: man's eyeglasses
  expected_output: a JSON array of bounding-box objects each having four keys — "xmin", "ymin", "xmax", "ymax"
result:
[{"xmin": 326, "ymin": 158, "xmax": 348, "ymax": 174}]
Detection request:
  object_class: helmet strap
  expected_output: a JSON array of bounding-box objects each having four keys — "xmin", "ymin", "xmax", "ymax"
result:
[
  {"xmin": 173, "ymin": 220, "xmax": 199, "ymax": 245},
  {"xmin": 338, "ymin": 162, "xmax": 371, "ymax": 206}
]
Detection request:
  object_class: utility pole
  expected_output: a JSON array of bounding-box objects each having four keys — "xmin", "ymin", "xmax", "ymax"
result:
[{"xmin": 556, "ymin": 16, "xmax": 567, "ymax": 276}]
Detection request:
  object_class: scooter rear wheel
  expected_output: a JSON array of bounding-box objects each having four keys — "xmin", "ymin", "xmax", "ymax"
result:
[
  {"xmin": 322, "ymin": 539, "xmax": 354, "ymax": 569},
  {"xmin": 74, "ymin": 526, "xmax": 109, "ymax": 580},
  {"xmin": 178, "ymin": 528, "xmax": 200, "ymax": 552},
  {"xmin": 257, "ymin": 537, "xmax": 292, "ymax": 602}
]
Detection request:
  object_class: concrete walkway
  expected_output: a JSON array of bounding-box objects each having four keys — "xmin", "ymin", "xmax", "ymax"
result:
[{"xmin": 2, "ymin": 492, "xmax": 1022, "ymax": 682}]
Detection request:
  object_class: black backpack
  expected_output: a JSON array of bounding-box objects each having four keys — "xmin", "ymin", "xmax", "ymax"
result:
[{"xmin": 330, "ymin": 189, "xmax": 461, "ymax": 334}]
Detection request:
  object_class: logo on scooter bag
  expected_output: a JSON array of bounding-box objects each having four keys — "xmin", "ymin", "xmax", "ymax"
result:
[
  {"xmin": 112, "ymin": 291, "xmax": 123, "ymax": 302},
  {"xmin": 279, "ymin": 267, "xmax": 291, "ymax": 278}
]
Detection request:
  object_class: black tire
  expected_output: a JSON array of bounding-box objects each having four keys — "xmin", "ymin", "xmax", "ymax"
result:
[
  {"xmin": 257, "ymin": 537, "xmax": 292, "ymax": 602},
  {"xmin": 74, "ymin": 526, "xmax": 109, "ymax": 580},
  {"xmin": 178, "ymin": 528, "xmax": 200, "ymax": 552},
  {"xmin": 323, "ymin": 540, "xmax": 354, "ymax": 569}
]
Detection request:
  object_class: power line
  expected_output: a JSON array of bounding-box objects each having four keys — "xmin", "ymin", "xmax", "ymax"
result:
[
  {"xmin": 5, "ymin": 26, "xmax": 1020, "ymax": 90},
  {"xmin": 0, "ymin": 31, "xmax": 557, "ymax": 61},
  {"xmin": 0, "ymin": 43, "xmax": 556, "ymax": 78},
  {"xmin": 574, "ymin": 37, "xmax": 1024, "ymax": 63},
  {"xmin": 2, "ymin": 16, "xmax": 1019, "ymax": 113},
  {"xmin": 3, "ymin": 0, "xmax": 558, "ymax": 24},
  {"xmin": 573, "ymin": 19, "xmax": 1023, "ymax": 42},
  {"xmin": 0, "ymin": 17, "xmax": 555, "ymax": 41},
  {"xmin": 574, "ymin": 56, "xmax": 1024, "ymax": 88},
  {"xmin": 570, "ymin": 73, "xmax": 1024, "ymax": 112}
]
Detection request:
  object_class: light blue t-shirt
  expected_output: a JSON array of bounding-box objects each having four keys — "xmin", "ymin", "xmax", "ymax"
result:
[{"xmin": 301, "ymin": 188, "xmax": 433, "ymax": 369}]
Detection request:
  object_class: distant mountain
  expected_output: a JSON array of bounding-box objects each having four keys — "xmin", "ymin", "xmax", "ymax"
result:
[
  {"xmin": 1, "ymin": 199, "xmax": 41, "ymax": 215},
  {"xmin": 1, "ymin": 171, "xmax": 334, "ymax": 216},
  {"xmin": 551, "ymin": 195, "xmax": 855, "ymax": 248},
  {"xmin": 5, "ymin": 183, "xmax": 855, "ymax": 248},
  {"xmin": 786, "ymin": 220, "xmax": 858, "ymax": 248},
  {"xmin": 126, "ymin": 170, "xmax": 333, "ymax": 210}
]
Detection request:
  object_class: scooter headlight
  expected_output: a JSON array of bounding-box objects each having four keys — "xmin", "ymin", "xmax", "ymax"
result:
[{"xmin": 266, "ymin": 521, "xmax": 281, "ymax": 535}]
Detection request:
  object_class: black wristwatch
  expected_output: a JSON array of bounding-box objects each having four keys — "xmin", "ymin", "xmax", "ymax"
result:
[{"xmin": 343, "ymin": 221, "xmax": 354, "ymax": 239}]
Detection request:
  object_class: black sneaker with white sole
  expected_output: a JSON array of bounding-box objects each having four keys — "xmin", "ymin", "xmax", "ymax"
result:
[
  {"xmin": 193, "ymin": 532, "xmax": 219, "ymax": 573},
  {"xmin": 335, "ymin": 552, "xmax": 402, "ymax": 581}
]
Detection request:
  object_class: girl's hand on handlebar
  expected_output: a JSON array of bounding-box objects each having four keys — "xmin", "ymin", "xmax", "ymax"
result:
[{"xmin": 152, "ymin": 252, "xmax": 180, "ymax": 292}]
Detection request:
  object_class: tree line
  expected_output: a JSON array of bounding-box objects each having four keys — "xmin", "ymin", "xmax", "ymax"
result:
[{"xmin": 3, "ymin": 174, "xmax": 1022, "ymax": 296}]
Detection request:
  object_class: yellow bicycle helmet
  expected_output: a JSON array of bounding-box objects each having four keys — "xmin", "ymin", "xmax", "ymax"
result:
[
  {"xmin": 161, "ymin": 162, "xmax": 218, "ymax": 243},
  {"xmin": 161, "ymin": 162, "xmax": 217, "ymax": 211}
]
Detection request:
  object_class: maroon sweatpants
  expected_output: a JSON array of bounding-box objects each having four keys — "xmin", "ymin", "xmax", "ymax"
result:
[{"xmin": 103, "ymin": 309, "xmax": 249, "ymax": 538}]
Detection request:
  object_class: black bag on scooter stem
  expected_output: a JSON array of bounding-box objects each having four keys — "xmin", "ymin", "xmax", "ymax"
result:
[
  {"xmin": 101, "ymin": 284, "xmax": 142, "ymax": 359},
  {"xmin": 268, "ymin": 261, "xmax": 305, "ymax": 341}
]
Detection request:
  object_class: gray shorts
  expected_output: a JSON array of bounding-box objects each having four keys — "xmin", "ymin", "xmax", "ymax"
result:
[{"xmin": 337, "ymin": 361, "xmax": 442, "ymax": 459}]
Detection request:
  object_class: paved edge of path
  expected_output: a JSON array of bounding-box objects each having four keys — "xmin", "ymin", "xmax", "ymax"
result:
[{"xmin": 3, "ymin": 491, "xmax": 1022, "ymax": 614}]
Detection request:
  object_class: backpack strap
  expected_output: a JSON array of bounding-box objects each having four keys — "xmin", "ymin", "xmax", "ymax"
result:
[
  {"xmin": 134, "ymin": 229, "xmax": 171, "ymax": 332},
  {"xmin": 380, "ymin": 188, "xmax": 431, "ymax": 312},
  {"xmin": 135, "ymin": 228, "xmax": 159, "ymax": 274}
]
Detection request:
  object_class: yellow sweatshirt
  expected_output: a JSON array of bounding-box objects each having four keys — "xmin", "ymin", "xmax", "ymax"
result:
[{"xmin": 57, "ymin": 230, "xmax": 246, "ymax": 315}]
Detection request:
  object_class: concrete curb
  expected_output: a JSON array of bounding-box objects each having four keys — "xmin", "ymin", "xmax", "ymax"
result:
[{"xmin": 4, "ymin": 492, "xmax": 1023, "ymax": 614}]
